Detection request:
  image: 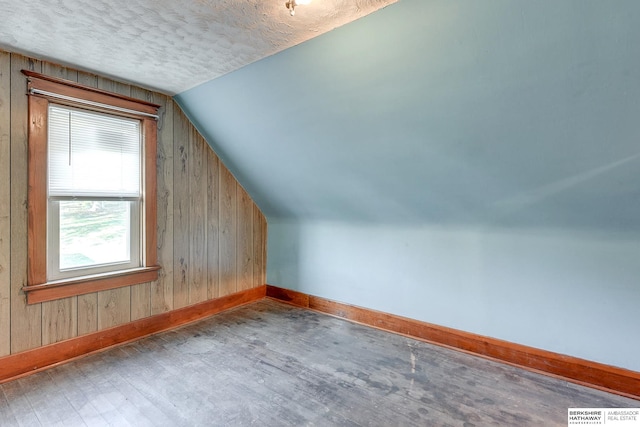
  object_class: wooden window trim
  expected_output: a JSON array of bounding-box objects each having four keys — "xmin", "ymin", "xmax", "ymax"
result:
[{"xmin": 22, "ymin": 70, "xmax": 161, "ymax": 304}]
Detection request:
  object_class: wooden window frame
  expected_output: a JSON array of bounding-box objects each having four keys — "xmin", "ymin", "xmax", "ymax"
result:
[{"xmin": 22, "ymin": 70, "xmax": 161, "ymax": 304}]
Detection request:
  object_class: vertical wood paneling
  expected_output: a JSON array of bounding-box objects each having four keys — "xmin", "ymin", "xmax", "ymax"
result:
[
  {"xmin": 252, "ymin": 204, "xmax": 264, "ymax": 289},
  {"xmin": 42, "ymin": 297, "xmax": 77, "ymax": 345},
  {"xmin": 219, "ymin": 166, "xmax": 237, "ymax": 297},
  {"xmin": 0, "ymin": 50, "xmax": 267, "ymax": 358},
  {"xmin": 97, "ymin": 288, "xmax": 131, "ymax": 329},
  {"xmin": 75, "ymin": 70, "xmax": 99, "ymax": 334},
  {"xmin": 0, "ymin": 51, "xmax": 11, "ymax": 356},
  {"xmin": 97, "ymin": 77, "xmax": 131, "ymax": 99},
  {"xmin": 10, "ymin": 55, "xmax": 42, "ymax": 353},
  {"xmin": 76, "ymin": 71, "xmax": 98, "ymax": 88},
  {"xmin": 173, "ymin": 110, "xmax": 190, "ymax": 309},
  {"xmin": 237, "ymin": 187, "xmax": 253, "ymax": 291},
  {"xmin": 188, "ymin": 129, "xmax": 207, "ymax": 304},
  {"xmin": 130, "ymin": 281, "xmax": 151, "ymax": 321},
  {"xmin": 206, "ymin": 148, "xmax": 219, "ymax": 299},
  {"xmin": 40, "ymin": 62, "xmax": 78, "ymax": 345},
  {"xmin": 95, "ymin": 77, "xmax": 132, "ymax": 328},
  {"xmin": 129, "ymin": 86, "xmax": 155, "ymax": 321},
  {"xmin": 77, "ymin": 293, "xmax": 98, "ymax": 336},
  {"xmin": 41, "ymin": 62, "xmax": 77, "ymax": 82},
  {"xmin": 152, "ymin": 94, "xmax": 174, "ymax": 315}
]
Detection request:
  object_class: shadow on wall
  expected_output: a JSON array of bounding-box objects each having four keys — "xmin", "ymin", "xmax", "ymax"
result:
[{"xmin": 267, "ymin": 220, "xmax": 302, "ymax": 288}]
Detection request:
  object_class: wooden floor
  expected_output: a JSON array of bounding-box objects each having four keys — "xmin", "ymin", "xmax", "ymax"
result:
[{"xmin": 0, "ymin": 300, "xmax": 636, "ymax": 426}]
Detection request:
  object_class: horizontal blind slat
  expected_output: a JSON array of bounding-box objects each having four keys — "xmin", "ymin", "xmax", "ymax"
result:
[{"xmin": 48, "ymin": 105, "xmax": 141, "ymax": 197}]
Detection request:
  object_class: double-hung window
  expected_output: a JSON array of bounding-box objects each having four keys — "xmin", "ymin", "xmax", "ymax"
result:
[
  {"xmin": 23, "ymin": 70, "xmax": 161, "ymax": 304},
  {"xmin": 47, "ymin": 105, "xmax": 142, "ymax": 280}
]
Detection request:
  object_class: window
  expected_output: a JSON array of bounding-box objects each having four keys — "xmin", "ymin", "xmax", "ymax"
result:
[
  {"xmin": 23, "ymin": 70, "xmax": 161, "ymax": 304},
  {"xmin": 48, "ymin": 105, "xmax": 142, "ymax": 280}
]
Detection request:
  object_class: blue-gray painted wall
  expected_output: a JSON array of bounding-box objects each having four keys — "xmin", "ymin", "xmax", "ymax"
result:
[
  {"xmin": 268, "ymin": 221, "xmax": 640, "ymax": 371},
  {"xmin": 177, "ymin": 0, "xmax": 640, "ymax": 371}
]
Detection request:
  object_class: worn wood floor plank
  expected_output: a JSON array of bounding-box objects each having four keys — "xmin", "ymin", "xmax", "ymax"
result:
[
  {"xmin": 0, "ymin": 386, "xmax": 18, "ymax": 426},
  {"xmin": 1, "ymin": 377, "xmax": 41, "ymax": 426},
  {"xmin": 0, "ymin": 300, "xmax": 636, "ymax": 427},
  {"xmin": 51, "ymin": 364, "xmax": 108, "ymax": 427},
  {"xmin": 20, "ymin": 372, "xmax": 84, "ymax": 426}
]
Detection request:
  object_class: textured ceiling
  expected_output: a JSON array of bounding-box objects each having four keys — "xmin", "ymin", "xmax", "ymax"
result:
[
  {"xmin": 177, "ymin": 0, "xmax": 640, "ymax": 232},
  {"xmin": 0, "ymin": 0, "xmax": 396, "ymax": 94}
]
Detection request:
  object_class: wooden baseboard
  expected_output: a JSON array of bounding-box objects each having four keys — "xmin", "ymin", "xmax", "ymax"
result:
[
  {"xmin": 3, "ymin": 283, "xmax": 638, "ymax": 400},
  {"xmin": 0, "ymin": 286, "xmax": 266, "ymax": 384},
  {"xmin": 266, "ymin": 285, "xmax": 640, "ymax": 401}
]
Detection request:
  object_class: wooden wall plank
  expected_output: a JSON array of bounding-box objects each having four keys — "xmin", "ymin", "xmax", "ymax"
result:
[
  {"xmin": 97, "ymin": 77, "xmax": 131, "ymax": 99},
  {"xmin": 77, "ymin": 293, "xmax": 98, "ymax": 336},
  {"xmin": 219, "ymin": 166, "xmax": 237, "ymax": 297},
  {"xmin": 97, "ymin": 288, "xmax": 131, "ymax": 329},
  {"xmin": 129, "ymin": 86, "xmax": 156, "ymax": 321},
  {"xmin": 206, "ymin": 147, "xmax": 219, "ymax": 299},
  {"xmin": 95, "ymin": 77, "xmax": 132, "ymax": 329},
  {"xmin": 237, "ymin": 187, "xmax": 253, "ymax": 291},
  {"xmin": 10, "ymin": 54, "xmax": 42, "ymax": 353},
  {"xmin": 0, "ymin": 51, "xmax": 11, "ymax": 356},
  {"xmin": 76, "ymin": 71, "xmax": 98, "ymax": 88},
  {"xmin": 41, "ymin": 62, "xmax": 77, "ymax": 82},
  {"xmin": 188, "ymin": 129, "xmax": 207, "ymax": 304},
  {"xmin": 41, "ymin": 297, "xmax": 78, "ymax": 345},
  {"xmin": 173, "ymin": 109, "xmax": 190, "ymax": 309},
  {"xmin": 152, "ymin": 96, "xmax": 174, "ymax": 315},
  {"xmin": 130, "ymin": 282, "xmax": 151, "ymax": 321},
  {"xmin": 75, "ymin": 70, "xmax": 99, "ymax": 334},
  {"xmin": 252, "ymin": 204, "xmax": 264, "ymax": 289},
  {"xmin": 40, "ymin": 62, "xmax": 78, "ymax": 345}
]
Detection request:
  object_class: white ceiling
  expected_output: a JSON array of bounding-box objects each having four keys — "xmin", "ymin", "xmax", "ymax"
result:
[{"xmin": 0, "ymin": 0, "xmax": 396, "ymax": 94}]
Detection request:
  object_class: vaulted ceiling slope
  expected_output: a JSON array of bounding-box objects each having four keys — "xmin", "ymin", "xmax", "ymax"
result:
[
  {"xmin": 0, "ymin": 0, "xmax": 395, "ymax": 94},
  {"xmin": 177, "ymin": 0, "xmax": 640, "ymax": 231}
]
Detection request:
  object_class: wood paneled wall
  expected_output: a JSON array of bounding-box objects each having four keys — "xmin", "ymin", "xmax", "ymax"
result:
[{"xmin": 0, "ymin": 50, "xmax": 267, "ymax": 356}]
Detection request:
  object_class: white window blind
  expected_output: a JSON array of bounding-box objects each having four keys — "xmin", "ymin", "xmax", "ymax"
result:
[{"xmin": 48, "ymin": 105, "xmax": 141, "ymax": 198}]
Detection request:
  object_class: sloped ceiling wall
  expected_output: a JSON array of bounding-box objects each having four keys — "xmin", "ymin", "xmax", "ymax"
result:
[
  {"xmin": 176, "ymin": 0, "xmax": 640, "ymax": 372},
  {"xmin": 177, "ymin": 0, "xmax": 640, "ymax": 232}
]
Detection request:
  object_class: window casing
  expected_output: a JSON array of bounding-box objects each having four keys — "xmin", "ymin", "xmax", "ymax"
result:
[{"xmin": 23, "ymin": 70, "xmax": 161, "ymax": 304}]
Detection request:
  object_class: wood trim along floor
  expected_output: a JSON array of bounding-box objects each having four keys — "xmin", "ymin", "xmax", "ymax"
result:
[
  {"xmin": 266, "ymin": 285, "xmax": 640, "ymax": 401},
  {"xmin": 0, "ymin": 285, "xmax": 266, "ymax": 384},
  {"xmin": 2, "ymin": 283, "xmax": 638, "ymax": 401}
]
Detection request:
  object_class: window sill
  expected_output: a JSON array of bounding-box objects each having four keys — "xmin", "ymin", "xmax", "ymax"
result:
[{"xmin": 22, "ymin": 266, "xmax": 161, "ymax": 304}]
